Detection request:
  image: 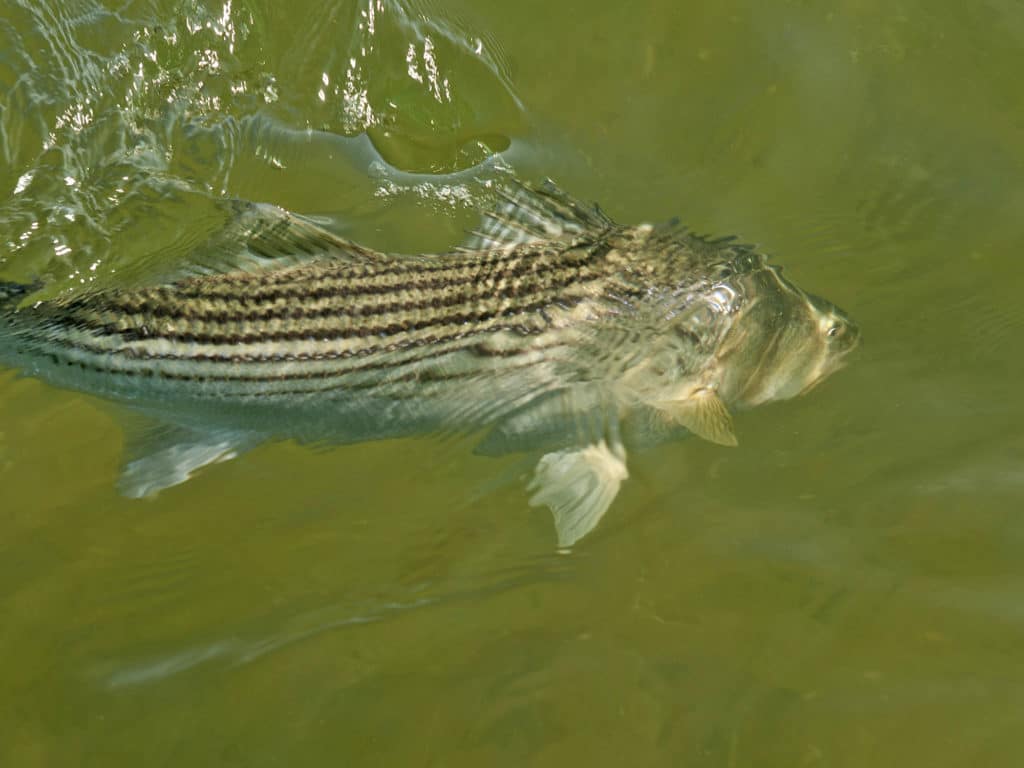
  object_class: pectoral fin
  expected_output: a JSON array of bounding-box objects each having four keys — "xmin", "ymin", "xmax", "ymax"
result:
[
  {"xmin": 118, "ymin": 424, "xmax": 261, "ymax": 498},
  {"xmin": 656, "ymin": 389, "xmax": 738, "ymax": 447},
  {"xmin": 528, "ymin": 440, "xmax": 628, "ymax": 548}
]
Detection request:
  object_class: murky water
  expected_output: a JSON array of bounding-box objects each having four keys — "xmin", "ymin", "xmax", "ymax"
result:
[{"xmin": 2, "ymin": 0, "xmax": 1023, "ymax": 764}]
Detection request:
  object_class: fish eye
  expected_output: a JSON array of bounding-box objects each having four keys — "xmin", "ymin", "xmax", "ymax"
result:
[{"xmin": 827, "ymin": 322, "xmax": 844, "ymax": 338}]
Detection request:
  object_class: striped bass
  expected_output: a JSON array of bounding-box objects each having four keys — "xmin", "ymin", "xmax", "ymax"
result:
[{"xmin": 0, "ymin": 181, "xmax": 859, "ymax": 546}]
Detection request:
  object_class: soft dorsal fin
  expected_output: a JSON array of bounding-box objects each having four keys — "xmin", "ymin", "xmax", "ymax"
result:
[
  {"xmin": 464, "ymin": 179, "xmax": 615, "ymax": 251},
  {"xmin": 179, "ymin": 201, "xmax": 389, "ymax": 279}
]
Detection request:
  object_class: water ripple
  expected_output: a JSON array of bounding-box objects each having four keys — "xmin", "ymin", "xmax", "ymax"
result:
[{"xmin": 0, "ymin": 0, "xmax": 534, "ymax": 301}]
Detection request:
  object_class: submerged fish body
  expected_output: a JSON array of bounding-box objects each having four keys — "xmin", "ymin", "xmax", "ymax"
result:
[{"xmin": 0, "ymin": 182, "xmax": 859, "ymax": 545}]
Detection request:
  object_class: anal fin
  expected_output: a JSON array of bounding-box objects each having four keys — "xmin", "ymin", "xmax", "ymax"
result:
[
  {"xmin": 528, "ymin": 439, "xmax": 628, "ymax": 548},
  {"xmin": 118, "ymin": 424, "xmax": 261, "ymax": 498}
]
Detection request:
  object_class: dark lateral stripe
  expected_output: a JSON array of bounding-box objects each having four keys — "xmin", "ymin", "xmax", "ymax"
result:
[
  {"xmin": 113, "ymin": 245, "xmax": 601, "ymax": 317},
  {"xmin": 169, "ymin": 241, "xmax": 565, "ymax": 297},
  {"xmin": 173, "ymin": 237, "xmax": 610, "ymax": 306},
  {"xmin": 37, "ymin": 270, "xmax": 641, "ymax": 378},
  {"xmin": 38, "ymin": 313, "xmax": 564, "ymax": 387},
  {"xmin": 82, "ymin": 294, "xmax": 565, "ymax": 346},
  {"xmin": 47, "ymin": 355, "xmax": 549, "ymax": 403},
  {"xmin": 234, "ymin": 358, "xmax": 556, "ymax": 399},
  {"xmin": 168, "ymin": 255, "xmax": 500, "ymax": 301},
  {"xmin": 52, "ymin": 324, "xmax": 554, "ymax": 369},
  {"xmin": 45, "ymin": 332, "xmax": 565, "ymax": 395},
  {"xmin": 80, "ymin": 261, "xmax": 601, "ymax": 328}
]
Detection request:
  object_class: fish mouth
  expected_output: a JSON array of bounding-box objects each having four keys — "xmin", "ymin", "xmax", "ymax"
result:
[
  {"xmin": 799, "ymin": 359, "xmax": 846, "ymax": 396},
  {"xmin": 843, "ymin": 319, "xmax": 863, "ymax": 351},
  {"xmin": 799, "ymin": 329, "xmax": 860, "ymax": 396}
]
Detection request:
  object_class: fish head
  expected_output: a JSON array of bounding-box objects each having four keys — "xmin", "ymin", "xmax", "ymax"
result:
[{"xmin": 714, "ymin": 266, "xmax": 860, "ymax": 408}]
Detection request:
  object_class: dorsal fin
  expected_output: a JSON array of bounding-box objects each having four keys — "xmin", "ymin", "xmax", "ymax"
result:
[
  {"xmin": 465, "ymin": 179, "xmax": 615, "ymax": 251},
  {"xmin": 178, "ymin": 201, "xmax": 389, "ymax": 279}
]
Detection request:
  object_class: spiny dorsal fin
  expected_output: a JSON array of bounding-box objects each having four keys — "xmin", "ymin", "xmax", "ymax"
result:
[
  {"xmin": 656, "ymin": 389, "xmax": 738, "ymax": 447},
  {"xmin": 465, "ymin": 178, "xmax": 615, "ymax": 251}
]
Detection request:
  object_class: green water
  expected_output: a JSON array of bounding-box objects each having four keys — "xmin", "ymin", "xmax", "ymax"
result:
[{"xmin": 2, "ymin": 0, "xmax": 1023, "ymax": 764}]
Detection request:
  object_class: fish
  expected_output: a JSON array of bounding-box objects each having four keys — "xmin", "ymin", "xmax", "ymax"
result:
[{"xmin": 0, "ymin": 181, "xmax": 859, "ymax": 546}]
